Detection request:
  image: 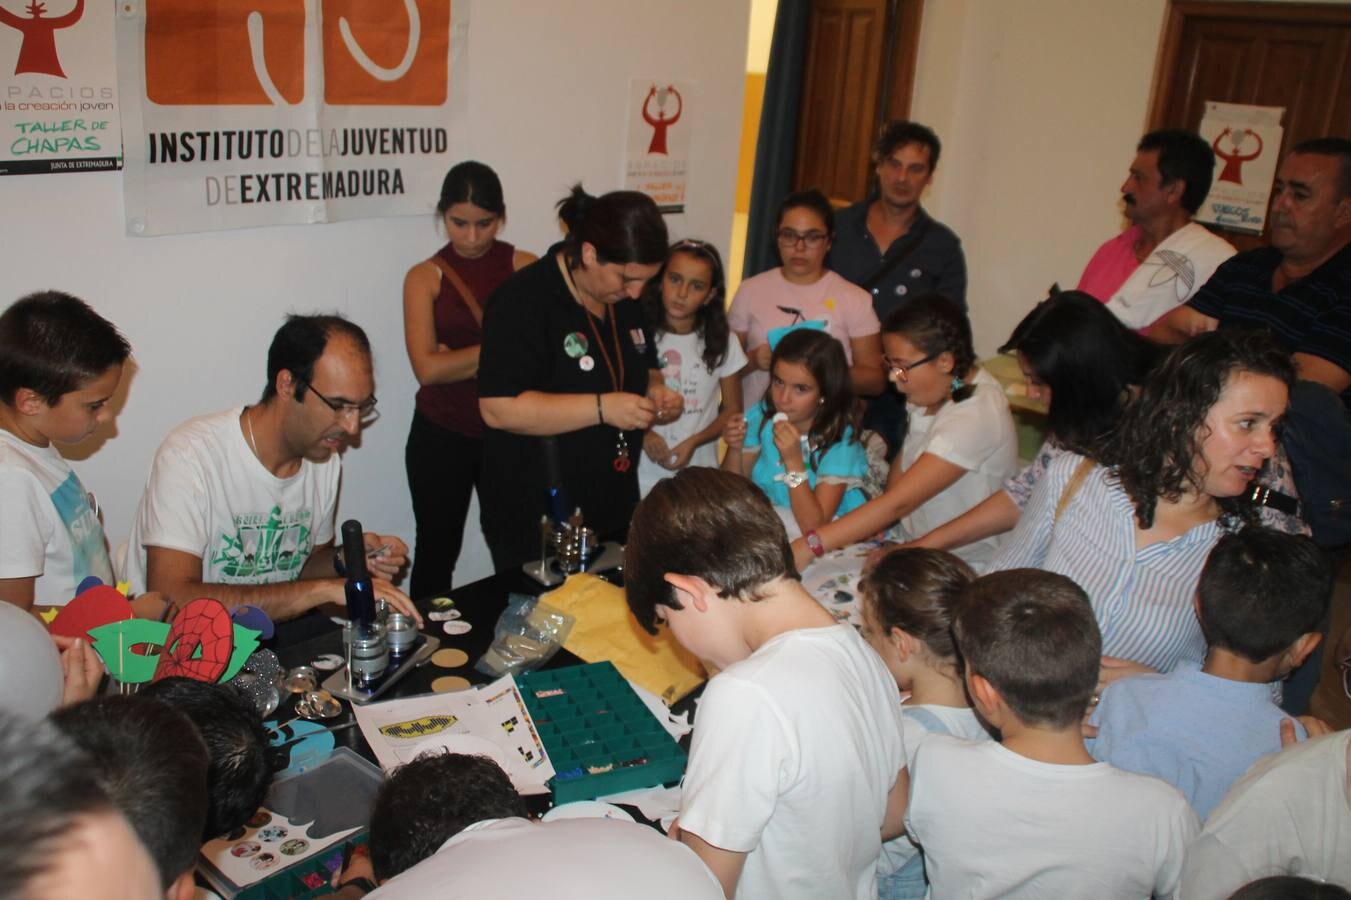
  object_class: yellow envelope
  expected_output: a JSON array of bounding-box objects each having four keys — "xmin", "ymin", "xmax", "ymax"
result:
[{"xmin": 542, "ymin": 574, "xmax": 705, "ymax": 705}]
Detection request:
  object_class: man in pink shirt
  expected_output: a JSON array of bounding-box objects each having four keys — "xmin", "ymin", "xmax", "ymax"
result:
[{"xmin": 1077, "ymin": 129, "xmax": 1235, "ymax": 333}]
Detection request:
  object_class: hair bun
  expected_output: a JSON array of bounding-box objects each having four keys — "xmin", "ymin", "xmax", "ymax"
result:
[{"xmin": 556, "ymin": 183, "xmax": 595, "ymax": 234}]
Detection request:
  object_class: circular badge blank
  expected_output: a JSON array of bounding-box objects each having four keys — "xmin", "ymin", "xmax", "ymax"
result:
[{"xmin": 442, "ymin": 620, "xmax": 472, "ymax": 636}]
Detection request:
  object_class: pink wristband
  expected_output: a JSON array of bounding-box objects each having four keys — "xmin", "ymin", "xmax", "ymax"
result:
[{"xmin": 804, "ymin": 530, "xmax": 825, "ymax": 558}]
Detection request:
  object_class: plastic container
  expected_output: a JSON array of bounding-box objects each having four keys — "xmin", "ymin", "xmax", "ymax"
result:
[{"xmin": 519, "ymin": 661, "xmax": 687, "ymax": 804}]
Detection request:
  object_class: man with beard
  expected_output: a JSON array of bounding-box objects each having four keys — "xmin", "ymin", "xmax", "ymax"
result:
[
  {"xmin": 123, "ymin": 314, "xmax": 417, "ymax": 638},
  {"xmin": 1077, "ymin": 129, "xmax": 1235, "ymax": 333}
]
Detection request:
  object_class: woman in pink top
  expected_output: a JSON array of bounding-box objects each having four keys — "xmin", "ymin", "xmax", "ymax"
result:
[{"xmin": 728, "ymin": 190, "xmax": 884, "ymax": 408}]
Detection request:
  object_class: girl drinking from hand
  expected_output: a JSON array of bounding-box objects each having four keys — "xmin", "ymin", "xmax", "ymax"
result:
[
  {"xmin": 638, "ymin": 240, "xmax": 746, "ymax": 496},
  {"xmin": 722, "ymin": 329, "xmax": 867, "ymax": 539}
]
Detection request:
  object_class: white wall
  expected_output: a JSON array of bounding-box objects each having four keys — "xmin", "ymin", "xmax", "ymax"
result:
[
  {"xmin": 0, "ymin": 0, "xmax": 751, "ymax": 588},
  {"xmin": 910, "ymin": 0, "xmax": 1171, "ymax": 356}
]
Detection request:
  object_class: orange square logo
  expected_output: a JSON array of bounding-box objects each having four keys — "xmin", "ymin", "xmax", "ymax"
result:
[
  {"xmin": 322, "ymin": 0, "xmax": 448, "ymax": 106},
  {"xmin": 144, "ymin": 0, "xmax": 306, "ymax": 105}
]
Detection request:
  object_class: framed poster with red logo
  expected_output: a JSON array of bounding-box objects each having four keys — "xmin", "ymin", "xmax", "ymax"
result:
[
  {"xmin": 1194, "ymin": 101, "xmax": 1285, "ymax": 236},
  {"xmin": 0, "ymin": 0, "xmax": 121, "ymax": 176},
  {"xmin": 624, "ymin": 78, "xmax": 692, "ymax": 215},
  {"xmin": 116, "ymin": 0, "xmax": 469, "ymax": 235}
]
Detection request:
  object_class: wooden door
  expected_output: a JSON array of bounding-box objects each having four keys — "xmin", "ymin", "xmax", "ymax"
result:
[
  {"xmin": 1149, "ymin": 1, "xmax": 1351, "ymax": 248},
  {"xmin": 792, "ymin": 0, "xmax": 924, "ymax": 207}
]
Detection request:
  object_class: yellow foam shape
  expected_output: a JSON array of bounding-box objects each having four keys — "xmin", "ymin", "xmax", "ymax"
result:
[
  {"xmin": 116, "ymin": 581, "xmax": 131, "ymax": 596},
  {"xmin": 542, "ymin": 574, "xmax": 705, "ymax": 705},
  {"xmin": 39, "ymin": 607, "xmax": 59, "ymax": 624}
]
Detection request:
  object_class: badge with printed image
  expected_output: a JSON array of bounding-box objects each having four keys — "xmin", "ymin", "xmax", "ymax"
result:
[
  {"xmin": 909, "ymin": 268, "xmax": 923, "ymax": 279},
  {"xmin": 564, "ymin": 332, "xmax": 589, "ymax": 358},
  {"xmin": 629, "ymin": 328, "xmax": 647, "ymax": 352}
]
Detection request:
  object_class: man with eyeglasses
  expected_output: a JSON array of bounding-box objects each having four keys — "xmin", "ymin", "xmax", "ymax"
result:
[{"xmin": 122, "ymin": 314, "xmax": 419, "ymax": 639}]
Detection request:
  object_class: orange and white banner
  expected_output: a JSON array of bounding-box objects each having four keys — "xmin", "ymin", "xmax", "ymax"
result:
[
  {"xmin": 1, "ymin": 0, "xmax": 121, "ymax": 176},
  {"xmin": 116, "ymin": 0, "xmax": 469, "ymax": 235}
]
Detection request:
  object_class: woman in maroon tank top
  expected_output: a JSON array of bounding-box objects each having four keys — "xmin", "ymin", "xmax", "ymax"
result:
[{"xmin": 403, "ymin": 162, "xmax": 537, "ymax": 598}]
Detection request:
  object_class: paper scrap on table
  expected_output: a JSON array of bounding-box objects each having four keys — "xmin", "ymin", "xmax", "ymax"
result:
[
  {"xmin": 627, "ymin": 681, "xmax": 691, "ymax": 740},
  {"xmin": 351, "ymin": 674, "xmax": 553, "ymax": 795},
  {"xmin": 598, "ymin": 784, "xmax": 683, "ymax": 832}
]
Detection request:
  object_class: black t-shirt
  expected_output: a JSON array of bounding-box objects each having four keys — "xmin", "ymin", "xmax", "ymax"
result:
[{"xmin": 477, "ymin": 247, "xmax": 658, "ymax": 567}]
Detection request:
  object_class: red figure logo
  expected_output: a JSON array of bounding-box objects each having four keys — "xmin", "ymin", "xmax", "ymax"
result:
[
  {"xmin": 1213, "ymin": 128, "xmax": 1263, "ymax": 186},
  {"xmin": 642, "ymin": 84, "xmax": 682, "ymax": 155},
  {"xmin": 0, "ymin": 0, "xmax": 84, "ymax": 78}
]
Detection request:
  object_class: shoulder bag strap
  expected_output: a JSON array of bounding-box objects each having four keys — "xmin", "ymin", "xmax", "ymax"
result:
[
  {"xmin": 859, "ymin": 216, "xmax": 933, "ymax": 292},
  {"xmin": 1054, "ymin": 457, "xmax": 1097, "ymax": 524},
  {"xmin": 428, "ymin": 255, "xmax": 483, "ymax": 325}
]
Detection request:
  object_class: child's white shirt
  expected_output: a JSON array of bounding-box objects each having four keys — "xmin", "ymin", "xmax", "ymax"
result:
[
  {"xmin": 679, "ymin": 624, "xmax": 906, "ymax": 900},
  {"xmin": 906, "ymin": 736, "xmax": 1198, "ymax": 899}
]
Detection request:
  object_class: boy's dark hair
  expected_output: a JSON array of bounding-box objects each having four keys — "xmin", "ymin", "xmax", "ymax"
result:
[
  {"xmin": 625, "ymin": 467, "xmax": 799, "ymax": 634},
  {"xmin": 999, "ymin": 290, "xmax": 1161, "ymax": 456},
  {"xmin": 882, "ymin": 292, "xmax": 977, "ymax": 402},
  {"xmin": 1138, "ymin": 129, "xmax": 1216, "ymax": 214},
  {"xmin": 0, "ymin": 711, "xmax": 120, "ymax": 897},
  {"xmin": 955, "ymin": 569, "xmax": 1101, "ymax": 729},
  {"xmin": 141, "ymin": 678, "xmax": 272, "ymax": 840},
  {"xmin": 860, "ymin": 548, "xmax": 975, "ymax": 662},
  {"xmin": 368, "ymin": 752, "xmax": 526, "ymax": 882},
  {"xmin": 262, "ymin": 313, "xmax": 371, "ymax": 403},
  {"xmin": 556, "ymin": 184, "xmax": 669, "ymax": 270},
  {"xmin": 873, "ymin": 120, "xmax": 942, "ymax": 172},
  {"xmin": 436, "ymin": 160, "xmax": 505, "ymax": 217},
  {"xmin": 1197, "ymin": 528, "xmax": 1332, "ymax": 663},
  {"xmin": 762, "ymin": 329, "xmax": 859, "ymax": 469},
  {"xmin": 51, "ymin": 695, "xmax": 210, "ymax": 891},
  {"xmin": 0, "ymin": 290, "xmax": 130, "ymax": 406},
  {"xmin": 1227, "ymin": 876, "xmax": 1351, "ymax": 900}
]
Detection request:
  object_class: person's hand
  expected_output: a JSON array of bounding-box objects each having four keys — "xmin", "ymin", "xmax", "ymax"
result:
[
  {"xmin": 601, "ymin": 392, "xmax": 657, "ymax": 430},
  {"xmin": 772, "ymin": 418, "xmax": 805, "ymax": 469},
  {"xmin": 331, "ymin": 844, "xmax": 376, "ymax": 892},
  {"xmin": 648, "ymin": 384, "xmax": 684, "ymax": 424},
  {"xmin": 52, "ymin": 634, "xmax": 104, "ymax": 707},
  {"xmin": 1281, "ymin": 715, "xmax": 1332, "ymax": 747},
  {"xmin": 644, "ymin": 431, "xmax": 673, "ymax": 465},
  {"xmin": 667, "ymin": 438, "xmax": 696, "ymax": 470},
  {"xmin": 752, "ymin": 343, "xmax": 772, "ymax": 372},
  {"xmin": 790, "ymin": 537, "xmax": 814, "ymax": 572},
  {"xmin": 364, "ymin": 533, "xmax": 408, "ymax": 580},
  {"xmin": 862, "ymin": 541, "xmax": 902, "ymax": 573},
  {"xmin": 722, "ymin": 413, "xmax": 747, "ymax": 451},
  {"xmin": 1096, "ymin": 656, "xmax": 1156, "ymax": 695},
  {"xmin": 373, "ymin": 580, "xmax": 422, "ymax": 628},
  {"xmin": 666, "ymin": 817, "xmax": 682, "ymax": 841},
  {"xmin": 129, "ymin": 590, "xmax": 171, "ymax": 620}
]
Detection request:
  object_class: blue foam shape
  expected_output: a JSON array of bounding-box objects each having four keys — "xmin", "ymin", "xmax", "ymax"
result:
[
  {"xmin": 232, "ymin": 604, "xmax": 275, "ymax": 640},
  {"xmin": 76, "ymin": 575, "xmax": 105, "ymax": 595}
]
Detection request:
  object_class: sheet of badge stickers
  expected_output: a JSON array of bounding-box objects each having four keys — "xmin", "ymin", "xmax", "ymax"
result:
[{"xmin": 352, "ymin": 674, "xmax": 554, "ymax": 794}]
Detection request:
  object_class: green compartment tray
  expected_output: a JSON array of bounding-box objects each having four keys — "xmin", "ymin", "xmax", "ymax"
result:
[{"xmin": 519, "ymin": 662, "xmax": 687, "ymax": 805}]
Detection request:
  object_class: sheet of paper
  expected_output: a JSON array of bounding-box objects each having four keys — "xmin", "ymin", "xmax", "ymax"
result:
[
  {"xmin": 201, "ymin": 810, "xmax": 356, "ymax": 889},
  {"xmin": 352, "ymin": 674, "xmax": 554, "ymax": 794}
]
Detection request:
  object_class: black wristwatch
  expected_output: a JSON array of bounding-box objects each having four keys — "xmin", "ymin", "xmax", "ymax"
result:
[{"xmin": 339, "ymin": 876, "xmax": 377, "ymax": 896}]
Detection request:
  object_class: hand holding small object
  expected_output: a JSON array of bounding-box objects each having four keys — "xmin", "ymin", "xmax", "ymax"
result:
[
  {"xmin": 363, "ymin": 533, "xmax": 407, "ymax": 579},
  {"xmin": 603, "ymin": 392, "xmax": 657, "ymax": 430},
  {"xmin": 666, "ymin": 438, "xmax": 696, "ymax": 470},
  {"xmin": 722, "ymin": 414, "xmax": 747, "ymax": 450},
  {"xmin": 52, "ymin": 634, "xmax": 103, "ymax": 707},
  {"xmin": 772, "ymin": 418, "xmax": 805, "ymax": 466}
]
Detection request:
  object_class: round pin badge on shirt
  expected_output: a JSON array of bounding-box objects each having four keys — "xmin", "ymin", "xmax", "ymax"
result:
[
  {"xmin": 909, "ymin": 268, "xmax": 923, "ymax": 278},
  {"xmin": 563, "ymin": 332, "xmax": 589, "ymax": 359},
  {"xmin": 894, "ymin": 284, "xmax": 908, "ymax": 296},
  {"xmin": 579, "ymin": 355, "xmax": 595, "ymax": 372}
]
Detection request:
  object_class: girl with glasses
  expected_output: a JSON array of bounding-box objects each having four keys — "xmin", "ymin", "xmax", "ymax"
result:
[
  {"xmin": 637, "ymin": 240, "xmax": 746, "ymax": 496},
  {"xmin": 792, "ymin": 294, "xmax": 1017, "ymax": 570},
  {"xmin": 728, "ymin": 190, "xmax": 885, "ymax": 409}
]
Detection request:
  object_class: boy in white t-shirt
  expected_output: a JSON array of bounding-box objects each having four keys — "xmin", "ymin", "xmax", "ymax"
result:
[
  {"xmin": 906, "ymin": 568, "xmax": 1199, "ymax": 899},
  {"xmin": 0, "ymin": 291, "xmax": 130, "ymax": 611},
  {"xmin": 625, "ymin": 468, "xmax": 908, "ymax": 900}
]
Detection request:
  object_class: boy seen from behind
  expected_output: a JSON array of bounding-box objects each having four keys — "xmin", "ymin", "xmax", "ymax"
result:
[
  {"xmin": 626, "ymin": 468, "xmax": 908, "ymax": 900},
  {"xmin": 906, "ymin": 568, "xmax": 1198, "ymax": 899},
  {"xmin": 0, "ymin": 291, "xmax": 128, "ymax": 611},
  {"xmin": 1089, "ymin": 527, "xmax": 1332, "ymax": 819}
]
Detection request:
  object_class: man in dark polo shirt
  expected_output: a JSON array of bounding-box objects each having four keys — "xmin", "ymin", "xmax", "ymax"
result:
[
  {"xmin": 1154, "ymin": 137, "xmax": 1350, "ymax": 713},
  {"xmin": 829, "ymin": 121, "xmax": 966, "ymax": 448}
]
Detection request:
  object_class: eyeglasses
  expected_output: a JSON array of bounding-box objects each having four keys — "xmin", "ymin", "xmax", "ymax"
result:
[
  {"xmin": 776, "ymin": 228, "xmax": 828, "ymax": 249},
  {"xmin": 300, "ymin": 382, "xmax": 378, "ymax": 420},
  {"xmin": 883, "ymin": 352, "xmax": 939, "ymax": 381}
]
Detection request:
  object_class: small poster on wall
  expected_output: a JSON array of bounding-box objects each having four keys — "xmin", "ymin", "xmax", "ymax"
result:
[
  {"xmin": 0, "ymin": 0, "xmax": 121, "ymax": 176},
  {"xmin": 624, "ymin": 78, "xmax": 691, "ymax": 214},
  {"xmin": 1195, "ymin": 101, "xmax": 1285, "ymax": 235},
  {"xmin": 115, "ymin": 0, "xmax": 469, "ymax": 236}
]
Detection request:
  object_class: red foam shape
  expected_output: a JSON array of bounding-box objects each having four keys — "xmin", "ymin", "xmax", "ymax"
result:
[
  {"xmin": 153, "ymin": 598, "xmax": 235, "ymax": 683},
  {"xmin": 49, "ymin": 585, "xmax": 133, "ymax": 640}
]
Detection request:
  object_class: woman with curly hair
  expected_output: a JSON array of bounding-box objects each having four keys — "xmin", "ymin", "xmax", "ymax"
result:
[
  {"xmin": 987, "ymin": 328, "xmax": 1295, "ymax": 676},
  {"xmin": 790, "ymin": 293, "xmax": 1019, "ymax": 569}
]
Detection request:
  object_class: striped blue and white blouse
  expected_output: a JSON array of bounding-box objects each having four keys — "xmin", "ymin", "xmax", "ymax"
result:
[{"xmin": 988, "ymin": 451, "xmax": 1224, "ymax": 673}]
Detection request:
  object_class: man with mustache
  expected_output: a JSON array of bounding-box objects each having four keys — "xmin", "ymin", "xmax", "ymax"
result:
[
  {"xmin": 1155, "ymin": 137, "xmax": 1351, "ymax": 712},
  {"xmin": 123, "ymin": 314, "xmax": 418, "ymax": 640},
  {"xmin": 1077, "ymin": 129, "xmax": 1235, "ymax": 333}
]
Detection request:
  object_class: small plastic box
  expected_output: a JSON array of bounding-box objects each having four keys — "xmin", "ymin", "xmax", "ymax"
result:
[{"xmin": 519, "ymin": 661, "xmax": 687, "ymax": 804}]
